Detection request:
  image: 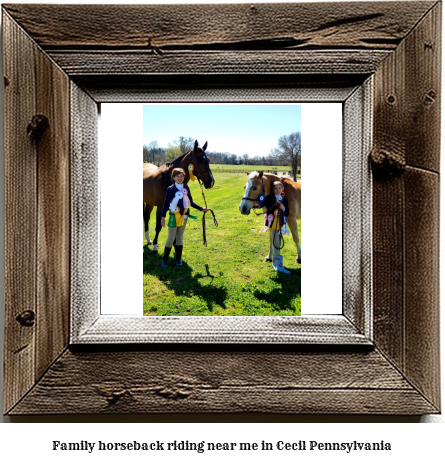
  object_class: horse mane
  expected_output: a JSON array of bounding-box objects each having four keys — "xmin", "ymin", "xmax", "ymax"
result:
[
  {"xmin": 248, "ymin": 171, "xmax": 278, "ymax": 196},
  {"xmin": 249, "ymin": 171, "xmax": 275, "ymax": 180},
  {"xmin": 164, "ymin": 151, "xmax": 191, "ymax": 167}
]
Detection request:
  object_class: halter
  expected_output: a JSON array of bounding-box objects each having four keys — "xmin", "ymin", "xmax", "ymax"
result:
[
  {"xmin": 242, "ymin": 177, "xmax": 266, "ymax": 202},
  {"xmin": 242, "ymin": 176, "xmax": 285, "ymax": 250},
  {"xmin": 196, "ymin": 169, "xmax": 212, "ymax": 185},
  {"xmin": 190, "ymin": 151, "xmax": 213, "ymax": 186}
]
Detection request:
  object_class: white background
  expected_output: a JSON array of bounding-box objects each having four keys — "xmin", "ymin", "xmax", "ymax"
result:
[
  {"xmin": 302, "ymin": 103, "xmax": 342, "ymax": 314},
  {"xmin": 0, "ymin": 0, "xmax": 444, "ymax": 460},
  {"xmin": 100, "ymin": 102, "xmax": 342, "ymax": 315},
  {"xmin": 100, "ymin": 104, "xmax": 142, "ymax": 315}
]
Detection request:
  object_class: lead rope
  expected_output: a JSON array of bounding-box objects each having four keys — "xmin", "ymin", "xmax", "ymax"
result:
[
  {"xmin": 273, "ymin": 209, "xmax": 285, "ymax": 250},
  {"xmin": 253, "ymin": 202, "xmax": 285, "ymax": 249},
  {"xmin": 199, "ymin": 183, "xmax": 218, "ymax": 247}
]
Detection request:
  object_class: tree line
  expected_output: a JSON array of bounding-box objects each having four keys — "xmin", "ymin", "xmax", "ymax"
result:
[{"xmin": 143, "ymin": 132, "xmax": 301, "ymax": 181}]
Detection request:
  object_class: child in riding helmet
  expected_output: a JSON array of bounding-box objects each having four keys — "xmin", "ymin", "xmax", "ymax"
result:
[
  {"xmin": 160, "ymin": 168, "xmax": 209, "ymax": 267},
  {"xmin": 255, "ymin": 180, "xmax": 291, "ymax": 274}
]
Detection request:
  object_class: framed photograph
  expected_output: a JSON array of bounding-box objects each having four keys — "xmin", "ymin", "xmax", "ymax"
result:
[
  {"xmin": 101, "ymin": 101, "xmax": 344, "ymax": 320},
  {"xmin": 139, "ymin": 103, "xmax": 305, "ymax": 318},
  {"xmin": 3, "ymin": 2, "xmax": 440, "ymax": 415}
]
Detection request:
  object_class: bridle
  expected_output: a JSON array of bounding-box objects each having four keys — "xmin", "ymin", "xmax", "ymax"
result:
[
  {"xmin": 242, "ymin": 177, "xmax": 266, "ymax": 202},
  {"xmin": 190, "ymin": 150, "xmax": 213, "ymax": 186},
  {"xmin": 242, "ymin": 175, "xmax": 285, "ymax": 249}
]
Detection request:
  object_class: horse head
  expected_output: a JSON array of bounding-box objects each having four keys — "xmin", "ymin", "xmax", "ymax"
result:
[
  {"xmin": 239, "ymin": 171, "xmax": 266, "ymax": 215},
  {"xmin": 190, "ymin": 140, "xmax": 214, "ymax": 189}
]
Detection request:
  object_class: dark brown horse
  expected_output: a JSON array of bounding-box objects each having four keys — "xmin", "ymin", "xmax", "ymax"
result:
[{"xmin": 143, "ymin": 140, "xmax": 214, "ymax": 253}]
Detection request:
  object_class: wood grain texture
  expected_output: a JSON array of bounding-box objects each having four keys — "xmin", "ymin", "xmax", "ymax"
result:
[
  {"xmin": 3, "ymin": 12, "xmax": 37, "ymax": 414},
  {"xmin": 342, "ymin": 80, "xmax": 372, "ymax": 336},
  {"xmin": 46, "ymin": 50, "xmax": 391, "ymax": 76},
  {"xmin": 2, "ymin": 2, "xmax": 435, "ymax": 50},
  {"xmin": 35, "ymin": 39, "xmax": 71, "ymax": 381},
  {"xmin": 8, "ymin": 349, "xmax": 437, "ymax": 415},
  {"xmin": 70, "ymin": 83, "xmax": 99, "ymax": 339},
  {"xmin": 372, "ymin": 3, "xmax": 441, "ymax": 411},
  {"xmin": 2, "ymin": 2, "xmax": 441, "ymax": 416},
  {"xmin": 404, "ymin": 2, "xmax": 441, "ymax": 172},
  {"xmin": 3, "ymin": 11, "xmax": 71, "ymax": 412},
  {"xmin": 372, "ymin": 14, "xmax": 409, "ymax": 369},
  {"xmin": 371, "ymin": 1, "xmax": 441, "ymax": 172},
  {"xmin": 73, "ymin": 316, "xmax": 371, "ymax": 345},
  {"xmin": 371, "ymin": 4, "xmax": 409, "ymax": 372},
  {"xmin": 372, "ymin": 175, "xmax": 405, "ymax": 370},
  {"xmin": 404, "ymin": 167, "xmax": 440, "ymax": 408}
]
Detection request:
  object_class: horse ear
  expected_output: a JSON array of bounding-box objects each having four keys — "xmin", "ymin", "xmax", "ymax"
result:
[
  {"xmin": 202, "ymin": 141, "xmax": 208, "ymax": 151},
  {"xmin": 258, "ymin": 171, "xmax": 263, "ymax": 179},
  {"xmin": 245, "ymin": 170, "xmax": 250, "ymax": 176},
  {"xmin": 194, "ymin": 140, "xmax": 198, "ymax": 150}
]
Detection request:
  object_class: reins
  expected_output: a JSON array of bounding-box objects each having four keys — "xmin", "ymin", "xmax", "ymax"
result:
[
  {"xmin": 199, "ymin": 183, "xmax": 218, "ymax": 247},
  {"xmin": 189, "ymin": 151, "xmax": 218, "ymax": 247}
]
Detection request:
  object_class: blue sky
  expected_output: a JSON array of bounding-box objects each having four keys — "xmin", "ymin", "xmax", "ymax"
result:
[{"xmin": 143, "ymin": 104, "xmax": 301, "ymax": 158}]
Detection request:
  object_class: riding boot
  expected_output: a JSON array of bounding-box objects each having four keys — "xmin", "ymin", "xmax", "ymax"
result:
[
  {"xmin": 175, "ymin": 245, "xmax": 183, "ymax": 266},
  {"xmin": 162, "ymin": 246, "xmax": 172, "ymax": 268},
  {"xmin": 273, "ymin": 255, "xmax": 291, "ymax": 274}
]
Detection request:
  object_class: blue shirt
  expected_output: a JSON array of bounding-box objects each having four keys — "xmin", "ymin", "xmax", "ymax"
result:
[{"xmin": 161, "ymin": 183, "xmax": 203, "ymax": 218}]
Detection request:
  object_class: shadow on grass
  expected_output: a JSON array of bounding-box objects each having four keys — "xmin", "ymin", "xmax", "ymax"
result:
[
  {"xmin": 253, "ymin": 267, "xmax": 301, "ymax": 311},
  {"xmin": 143, "ymin": 244, "xmax": 228, "ymax": 311}
]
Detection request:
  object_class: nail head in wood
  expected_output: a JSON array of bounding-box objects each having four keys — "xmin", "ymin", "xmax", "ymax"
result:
[
  {"xmin": 16, "ymin": 310, "xmax": 35, "ymax": 327},
  {"xmin": 26, "ymin": 114, "xmax": 49, "ymax": 140}
]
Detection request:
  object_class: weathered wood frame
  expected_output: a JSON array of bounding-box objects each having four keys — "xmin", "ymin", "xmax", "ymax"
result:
[
  {"xmin": 71, "ymin": 83, "xmax": 373, "ymax": 345},
  {"xmin": 2, "ymin": 2, "xmax": 441, "ymax": 415}
]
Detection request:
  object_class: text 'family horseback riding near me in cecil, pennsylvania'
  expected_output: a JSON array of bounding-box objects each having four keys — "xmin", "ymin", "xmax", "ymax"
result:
[{"xmin": 51, "ymin": 439, "xmax": 392, "ymax": 454}]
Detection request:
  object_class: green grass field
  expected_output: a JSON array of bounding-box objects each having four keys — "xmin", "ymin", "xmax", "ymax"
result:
[
  {"xmin": 209, "ymin": 164, "xmax": 298, "ymax": 175},
  {"xmin": 143, "ymin": 171, "xmax": 301, "ymax": 316}
]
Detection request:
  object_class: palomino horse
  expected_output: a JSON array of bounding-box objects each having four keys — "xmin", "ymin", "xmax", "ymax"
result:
[
  {"xmin": 143, "ymin": 140, "xmax": 214, "ymax": 253},
  {"xmin": 239, "ymin": 170, "xmax": 301, "ymax": 263}
]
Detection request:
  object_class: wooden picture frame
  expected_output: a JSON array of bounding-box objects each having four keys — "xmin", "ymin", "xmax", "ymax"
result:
[{"xmin": 2, "ymin": 2, "xmax": 440, "ymax": 415}]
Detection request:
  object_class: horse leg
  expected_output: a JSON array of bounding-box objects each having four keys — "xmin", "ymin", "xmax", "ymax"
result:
[
  {"xmin": 144, "ymin": 203, "xmax": 153, "ymax": 245},
  {"xmin": 152, "ymin": 207, "xmax": 163, "ymax": 254},
  {"xmin": 287, "ymin": 217, "xmax": 301, "ymax": 263},
  {"xmin": 264, "ymin": 231, "xmax": 273, "ymax": 262}
]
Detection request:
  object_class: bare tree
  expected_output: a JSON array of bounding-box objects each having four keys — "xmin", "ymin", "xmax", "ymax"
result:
[
  {"xmin": 143, "ymin": 145, "xmax": 150, "ymax": 163},
  {"xmin": 147, "ymin": 140, "xmax": 159, "ymax": 163},
  {"xmin": 170, "ymin": 136, "xmax": 194, "ymax": 154},
  {"xmin": 270, "ymin": 131, "xmax": 301, "ymax": 181}
]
